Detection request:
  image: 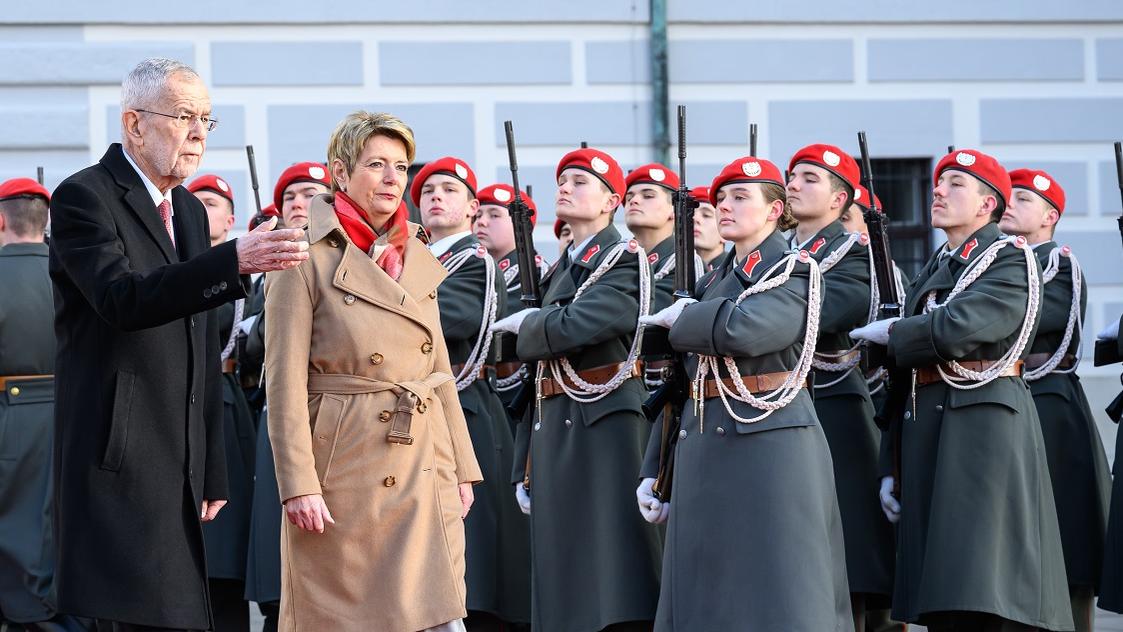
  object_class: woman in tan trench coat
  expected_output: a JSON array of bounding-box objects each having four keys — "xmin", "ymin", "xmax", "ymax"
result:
[{"xmin": 265, "ymin": 110, "xmax": 483, "ymax": 632}]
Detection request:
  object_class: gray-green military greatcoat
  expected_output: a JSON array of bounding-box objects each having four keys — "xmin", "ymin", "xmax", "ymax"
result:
[
  {"xmin": 886, "ymin": 222, "xmax": 1072, "ymax": 630},
  {"xmin": 494, "ymin": 248, "xmax": 548, "ymax": 428},
  {"xmin": 435, "ymin": 234, "xmax": 530, "ymax": 624},
  {"xmin": 0, "ymin": 242, "xmax": 64, "ymax": 625},
  {"xmin": 513, "ymin": 224, "xmax": 663, "ymax": 632},
  {"xmin": 641, "ymin": 230, "xmax": 852, "ymax": 631},
  {"xmin": 1097, "ymin": 316, "xmax": 1123, "ymax": 614},
  {"xmin": 800, "ymin": 220, "xmax": 895, "ymax": 599},
  {"xmin": 1025, "ymin": 242, "xmax": 1111, "ymax": 595}
]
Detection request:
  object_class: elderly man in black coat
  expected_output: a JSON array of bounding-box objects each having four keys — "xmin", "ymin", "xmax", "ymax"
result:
[{"xmin": 48, "ymin": 58, "xmax": 308, "ymax": 632}]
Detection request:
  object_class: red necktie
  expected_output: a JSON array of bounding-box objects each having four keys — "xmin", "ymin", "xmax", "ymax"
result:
[{"xmin": 157, "ymin": 199, "xmax": 175, "ymax": 249}]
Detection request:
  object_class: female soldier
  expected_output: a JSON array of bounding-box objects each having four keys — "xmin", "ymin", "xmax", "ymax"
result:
[
  {"xmin": 265, "ymin": 110, "xmax": 482, "ymax": 632},
  {"xmin": 638, "ymin": 156, "xmax": 851, "ymax": 630}
]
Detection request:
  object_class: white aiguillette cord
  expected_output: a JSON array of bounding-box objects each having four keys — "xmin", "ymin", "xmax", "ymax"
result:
[
  {"xmin": 441, "ymin": 246, "xmax": 499, "ymax": 391},
  {"xmin": 1025, "ymin": 245, "xmax": 1083, "ymax": 381}
]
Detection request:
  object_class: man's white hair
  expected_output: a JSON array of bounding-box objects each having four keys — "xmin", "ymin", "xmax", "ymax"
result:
[{"xmin": 120, "ymin": 58, "xmax": 199, "ymax": 111}]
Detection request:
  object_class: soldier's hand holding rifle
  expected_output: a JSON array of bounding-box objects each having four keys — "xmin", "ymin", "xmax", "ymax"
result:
[
  {"xmin": 850, "ymin": 317, "xmax": 900, "ymax": 346},
  {"xmin": 638, "ymin": 298, "xmax": 697, "ymax": 330}
]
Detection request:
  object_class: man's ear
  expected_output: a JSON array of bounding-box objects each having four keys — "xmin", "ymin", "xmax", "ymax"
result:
[
  {"xmin": 979, "ymin": 194, "xmax": 998, "ymax": 219},
  {"xmin": 603, "ymin": 193, "xmax": 621, "ymax": 215},
  {"xmin": 122, "ymin": 111, "xmax": 143, "ymax": 143}
]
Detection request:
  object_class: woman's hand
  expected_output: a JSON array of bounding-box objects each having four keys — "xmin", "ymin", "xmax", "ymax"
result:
[
  {"xmin": 458, "ymin": 482, "xmax": 475, "ymax": 519},
  {"xmin": 285, "ymin": 493, "xmax": 336, "ymax": 533}
]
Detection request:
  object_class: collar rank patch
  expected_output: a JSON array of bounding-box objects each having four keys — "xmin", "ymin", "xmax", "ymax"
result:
[
  {"xmin": 648, "ymin": 252, "xmax": 660, "ymax": 264},
  {"xmin": 809, "ymin": 237, "xmax": 827, "ymax": 254},
  {"xmin": 581, "ymin": 243, "xmax": 601, "ymax": 263},
  {"xmin": 438, "ymin": 251, "xmax": 452, "ymax": 263},
  {"xmin": 498, "ymin": 258, "xmax": 511, "ymax": 271},
  {"xmin": 742, "ymin": 250, "xmax": 762, "ymax": 277},
  {"xmin": 959, "ymin": 238, "xmax": 979, "ymax": 260}
]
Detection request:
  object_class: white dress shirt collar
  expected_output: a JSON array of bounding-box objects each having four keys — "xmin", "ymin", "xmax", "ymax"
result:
[{"xmin": 428, "ymin": 230, "xmax": 472, "ymax": 259}]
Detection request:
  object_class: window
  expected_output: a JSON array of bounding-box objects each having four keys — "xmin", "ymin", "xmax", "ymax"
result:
[{"xmin": 869, "ymin": 158, "xmax": 934, "ymax": 280}]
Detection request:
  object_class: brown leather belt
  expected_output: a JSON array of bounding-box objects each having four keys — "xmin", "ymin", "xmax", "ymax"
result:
[
  {"xmin": 222, "ymin": 358, "xmax": 237, "ymax": 374},
  {"xmin": 915, "ymin": 359, "xmax": 1024, "ymax": 386},
  {"xmin": 690, "ymin": 370, "xmax": 807, "ymax": 400},
  {"xmin": 813, "ymin": 348, "xmax": 861, "ymax": 365},
  {"xmin": 539, "ymin": 361, "xmax": 642, "ymax": 399},
  {"xmin": 1024, "ymin": 352, "xmax": 1076, "ymax": 371},
  {"xmin": 450, "ymin": 363, "xmax": 495, "ymax": 382},
  {"xmin": 495, "ymin": 361, "xmax": 523, "ymax": 380},
  {"xmin": 0, "ymin": 374, "xmax": 53, "ymax": 389}
]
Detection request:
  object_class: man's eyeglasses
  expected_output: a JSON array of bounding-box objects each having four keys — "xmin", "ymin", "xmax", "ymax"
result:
[{"xmin": 135, "ymin": 109, "xmax": 218, "ymax": 132}]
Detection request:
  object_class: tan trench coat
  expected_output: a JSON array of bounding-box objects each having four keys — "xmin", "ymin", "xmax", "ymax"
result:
[{"xmin": 265, "ymin": 195, "xmax": 483, "ymax": 632}]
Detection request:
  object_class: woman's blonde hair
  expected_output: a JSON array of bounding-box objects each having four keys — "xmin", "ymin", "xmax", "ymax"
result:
[
  {"xmin": 326, "ymin": 111, "xmax": 416, "ymax": 193},
  {"xmin": 760, "ymin": 182, "xmax": 798, "ymax": 232}
]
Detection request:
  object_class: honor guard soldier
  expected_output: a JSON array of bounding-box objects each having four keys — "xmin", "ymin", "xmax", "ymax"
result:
[
  {"xmin": 638, "ymin": 157, "xmax": 852, "ymax": 630},
  {"xmin": 0, "ymin": 179, "xmax": 88, "ymax": 632},
  {"xmin": 244, "ymin": 164, "xmax": 328, "ymax": 631},
  {"xmin": 998, "ymin": 168, "xmax": 1111, "ymax": 632},
  {"xmin": 853, "ymin": 149, "xmax": 1073, "ymax": 632},
  {"xmin": 689, "ymin": 185, "xmax": 728, "ymax": 272},
  {"xmin": 413, "ymin": 158, "xmax": 531, "ymax": 631},
  {"xmin": 625, "ymin": 163, "xmax": 685, "ymax": 390},
  {"xmin": 786, "ymin": 144, "xmax": 895, "ymax": 628},
  {"xmin": 186, "ymin": 174, "xmax": 259, "ymax": 632},
  {"xmin": 1101, "ymin": 309, "xmax": 1123, "ymax": 616},
  {"xmin": 491, "ymin": 147, "xmax": 662, "ymax": 632},
  {"xmin": 473, "ymin": 183, "xmax": 548, "ymax": 430}
]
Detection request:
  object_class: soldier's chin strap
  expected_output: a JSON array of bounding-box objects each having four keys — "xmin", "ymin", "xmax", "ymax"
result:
[
  {"xmin": 1025, "ymin": 245, "xmax": 1082, "ymax": 381},
  {"xmin": 542, "ymin": 240, "xmax": 652, "ymax": 404},
  {"xmin": 442, "ymin": 245, "xmax": 500, "ymax": 391},
  {"xmin": 694, "ymin": 250, "xmax": 822, "ymax": 427},
  {"xmin": 925, "ymin": 235, "xmax": 1041, "ymax": 389}
]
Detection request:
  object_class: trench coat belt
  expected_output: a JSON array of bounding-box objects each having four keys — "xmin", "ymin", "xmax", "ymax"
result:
[
  {"xmin": 0, "ymin": 374, "xmax": 53, "ymax": 389},
  {"xmin": 305, "ymin": 372, "xmax": 454, "ymax": 446},
  {"xmin": 812, "ymin": 348, "xmax": 861, "ymax": 365},
  {"xmin": 450, "ymin": 363, "xmax": 495, "ymax": 381},
  {"xmin": 538, "ymin": 360, "xmax": 643, "ymax": 399},
  {"xmin": 1024, "ymin": 352, "xmax": 1076, "ymax": 371},
  {"xmin": 915, "ymin": 359, "xmax": 1024, "ymax": 386},
  {"xmin": 494, "ymin": 361, "xmax": 523, "ymax": 380},
  {"xmin": 689, "ymin": 370, "xmax": 808, "ymax": 400}
]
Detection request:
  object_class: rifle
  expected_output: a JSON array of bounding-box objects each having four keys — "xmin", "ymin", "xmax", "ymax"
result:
[
  {"xmin": 1094, "ymin": 142, "xmax": 1123, "ymax": 381},
  {"xmin": 246, "ymin": 145, "xmax": 264, "ymax": 217},
  {"xmin": 36, "ymin": 166, "xmax": 44, "ymax": 186},
  {"xmin": 502, "ymin": 121, "xmax": 544, "ymax": 442},
  {"xmin": 649, "ymin": 105, "xmax": 699, "ymax": 501},
  {"xmin": 947, "ymin": 145, "xmax": 955, "ymax": 154},
  {"xmin": 858, "ymin": 131, "xmax": 907, "ymax": 499},
  {"xmin": 749, "ymin": 123, "xmax": 758, "ymax": 156}
]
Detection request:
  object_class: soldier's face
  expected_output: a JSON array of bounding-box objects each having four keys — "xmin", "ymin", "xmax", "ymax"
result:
[
  {"xmin": 194, "ymin": 190, "xmax": 234, "ymax": 244},
  {"xmin": 840, "ymin": 203, "xmax": 868, "ymax": 234},
  {"xmin": 556, "ymin": 168, "xmax": 618, "ymax": 223},
  {"xmin": 693, "ymin": 202, "xmax": 723, "ymax": 250},
  {"xmin": 786, "ymin": 163, "xmax": 846, "ymax": 221},
  {"xmin": 474, "ymin": 203, "xmax": 515, "ymax": 255},
  {"xmin": 281, "ymin": 182, "xmax": 329, "ymax": 230},
  {"xmin": 931, "ymin": 170, "xmax": 994, "ymax": 231},
  {"xmin": 420, "ymin": 174, "xmax": 478, "ymax": 232},
  {"xmin": 715, "ymin": 183, "xmax": 778, "ymax": 242},
  {"xmin": 999, "ymin": 189, "xmax": 1056, "ymax": 237},
  {"xmin": 333, "ymin": 134, "xmax": 409, "ymax": 227},
  {"xmin": 624, "ymin": 184, "xmax": 674, "ymax": 231}
]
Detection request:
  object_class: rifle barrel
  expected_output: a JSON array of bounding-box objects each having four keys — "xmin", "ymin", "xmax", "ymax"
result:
[
  {"xmin": 749, "ymin": 123, "xmax": 758, "ymax": 156},
  {"xmin": 246, "ymin": 145, "xmax": 263, "ymax": 216}
]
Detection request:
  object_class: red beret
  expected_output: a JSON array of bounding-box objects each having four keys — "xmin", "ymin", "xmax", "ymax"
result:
[
  {"xmin": 186, "ymin": 174, "xmax": 234, "ymax": 206},
  {"xmin": 709, "ymin": 157, "xmax": 785, "ymax": 205},
  {"xmin": 410, "ymin": 156, "xmax": 477, "ymax": 208},
  {"xmin": 934, "ymin": 149, "xmax": 1012, "ymax": 210},
  {"xmin": 0, "ymin": 177, "xmax": 50, "ymax": 203},
  {"xmin": 625, "ymin": 163, "xmax": 680, "ymax": 192},
  {"xmin": 273, "ymin": 162, "xmax": 331, "ymax": 210},
  {"xmin": 689, "ymin": 186, "xmax": 710, "ymax": 205},
  {"xmin": 553, "ymin": 218, "xmax": 567, "ymax": 239},
  {"xmin": 789, "ymin": 143, "xmax": 860, "ymax": 192},
  {"xmin": 1009, "ymin": 168, "xmax": 1065, "ymax": 215},
  {"xmin": 852, "ymin": 184, "xmax": 883, "ymax": 212},
  {"xmin": 477, "ymin": 183, "xmax": 537, "ymax": 227},
  {"xmin": 556, "ymin": 148, "xmax": 625, "ymax": 198}
]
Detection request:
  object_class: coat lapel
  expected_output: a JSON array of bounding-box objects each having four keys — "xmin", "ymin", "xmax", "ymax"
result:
[
  {"xmin": 906, "ymin": 223, "xmax": 1002, "ymax": 315},
  {"xmin": 171, "ymin": 186, "xmax": 202, "ymax": 262},
  {"xmin": 100, "ymin": 144, "xmax": 178, "ymax": 264}
]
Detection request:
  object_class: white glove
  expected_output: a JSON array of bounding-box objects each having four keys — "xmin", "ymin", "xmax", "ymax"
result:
[
  {"xmin": 514, "ymin": 484, "xmax": 531, "ymax": 515},
  {"xmin": 490, "ymin": 308, "xmax": 540, "ymax": 335},
  {"xmin": 636, "ymin": 477, "xmax": 670, "ymax": 524},
  {"xmin": 851, "ymin": 317, "xmax": 901, "ymax": 346},
  {"xmin": 236, "ymin": 313, "xmax": 259, "ymax": 335},
  {"xmin": 879, "ymin": 476, "xmax": 900, "ymax": 524},
  {"xmin": 1099, "ymin": 317, "xmax": 1120, "ymax": 341},
  {"xmin": 638, "ymin": 298, "xmax": 697, "ymax": 330}
]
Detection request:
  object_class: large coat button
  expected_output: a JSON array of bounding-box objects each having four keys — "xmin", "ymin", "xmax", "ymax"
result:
[
  {"xmin": 370, "ymin": 353, "xmax": 384, "ymax": 365},
  {"xmin": 716, "ymin": 426, "xmax": 725, "ymax": 436},
  {"xmin": 9, "ymin": 387, "xmax": 19, "ymax": 397},
  {"xmin": 417, "ymin": 402, "xmax": 427, "ymax": 413},
  {"xmin": 678, "ymin": 429, "xmax": 687, "ymax": 440},
  {"xmin": 534, "ymin": 422, "xmax": 541, "ymax": 431},
  {"xmin": 383, "ymin": 476, "xmax": 396, "ymax": 487},
  {"xmin": 343, "ymin": 294, "xmax": 356, "ymax": 305},
  {"xmin": 903, "ymin": 410, "xmax": 912, "ymax": 420},
  {"xmin": 421, "ymin": 342, "xmax": 433, "ymax": 354},
  {"xmin": 564, "ymin": 419, "xmax": 573, "ymax": 428},
  {"xmin": 379, "ymin": 410, "xmax": 392, "ymax": 422}
]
